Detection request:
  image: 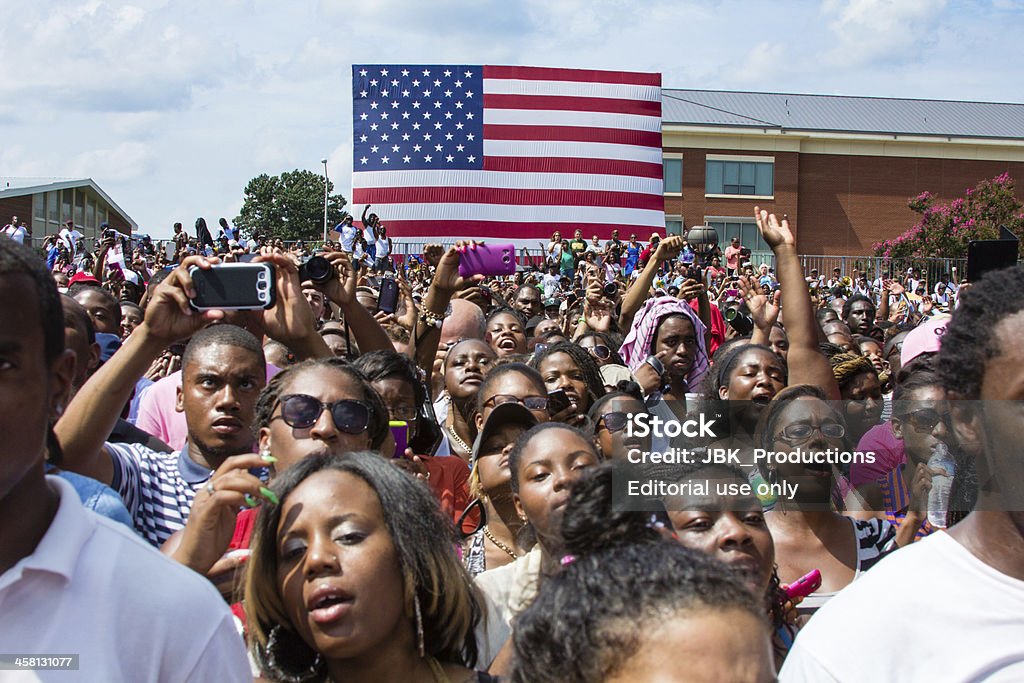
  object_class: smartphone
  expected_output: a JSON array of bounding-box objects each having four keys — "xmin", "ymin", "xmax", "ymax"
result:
[
  {"xmin": 390, "ymin": 420, "xmax": 408, "ymax": 459},
  {"xmin": 189, "ymin": 263, "xmax": 275, "ymax": 310},
  {"xmin": 966, "ymin": 228, "xmax": 1018, "ymax": 283},
  {"xmin": 783, "ymin": 569, "xmax": 822, "ymax": 601},
  {"xmin": 547, "ymin": 388, "xmax": 572, "ymax": 416},
  {"xmin": 458, "ymin": 243, "xmax": 516, "ymax": 278},
  {"xmin": 378, "ymin": 277, "xmax": 399, "ymax": 314}
]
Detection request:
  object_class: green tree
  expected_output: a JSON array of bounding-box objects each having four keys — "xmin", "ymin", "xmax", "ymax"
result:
[
  {"xmin": 873, "ymin": 173, "xmax": 1024, "ymax": 259},
  {"xmin": 234, "ymin": 169, "xmax": 348, "ymax": 242}
]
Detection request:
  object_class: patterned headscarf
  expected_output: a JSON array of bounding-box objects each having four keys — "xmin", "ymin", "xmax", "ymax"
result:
[{"xmin": 619, "ymin": 296, "xmax": 710, "ymax": 390}]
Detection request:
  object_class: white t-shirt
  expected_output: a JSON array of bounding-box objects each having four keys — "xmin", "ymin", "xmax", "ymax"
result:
[
  {"xmin": 780, "ymin": 530, "xmax": 1024, "ymax": 682},
  {"xmin": 376, "ymin": 234, "xmax": 390, "ymax": 258},
  {"xmin": 340, "ymin": 224, "xmax": 358, "ymax": 252},
  {"xmin": 0, "ymin": 476, "xmax": 250, "ymax": 682},
  {"xmin": 3, "ymin": 224, "xmax": 27, "ymax": 244},
  {"xmin": 542, "ymin": 273, "xmax": 561, "ymax": 295}
]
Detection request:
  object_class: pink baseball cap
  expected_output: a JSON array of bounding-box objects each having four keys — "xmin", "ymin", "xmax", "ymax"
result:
[{"xmin": 900, "ymin": 315, "xmax": 949, "ymax": 367}]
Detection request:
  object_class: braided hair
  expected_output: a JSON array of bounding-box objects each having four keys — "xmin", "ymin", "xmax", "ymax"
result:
[{"xmin": 529, "ymin": 341, "xmax": 607, "ymax": 408}]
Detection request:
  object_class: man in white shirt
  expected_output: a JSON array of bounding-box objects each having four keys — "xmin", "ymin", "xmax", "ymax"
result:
[
  {"xmin": 337, "ymin": 216, "xmax": 358, "ymax": 252},
  {"xmin": 0, "ymin": 238, "xmax": 250, "ymax": 682},
  {"xmin": 2, "ymin": 215, "xmax": 28, "ymax": 244},
  {"xmin": 781, "ymin": 266, "xmax": 1024, "ymax": 682}
]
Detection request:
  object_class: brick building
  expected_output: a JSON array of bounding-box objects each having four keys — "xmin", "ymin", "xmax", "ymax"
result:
[
  {"xmin": 660, "ymin": 90, "xmax": 1024, "ymax": 256},
  {"xmin": 0, "ymin": 178, "xmax": 136, "ymax": 246}
]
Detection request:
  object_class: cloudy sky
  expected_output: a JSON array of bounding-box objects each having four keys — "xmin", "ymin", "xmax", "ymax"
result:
[{"xmin": 2, "ymin": 0, "xmax": 1022, "ymax": 237}]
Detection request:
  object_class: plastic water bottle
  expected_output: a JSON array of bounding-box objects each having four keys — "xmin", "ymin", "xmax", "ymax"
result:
[{"xmin": 927, "ymin": 443, "xmax": 955, "ymax": 529}]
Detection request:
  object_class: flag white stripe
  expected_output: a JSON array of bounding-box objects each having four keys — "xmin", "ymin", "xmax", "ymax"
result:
[
  {"xmin": 483, "ymin": 139, "xmax": 661, "ymax": 163},
  {"xmin": 352, "ymin": 169, "xmax": 663, "ymax": 194},
  {"xmin": 483, "ymin": 78, "xmax": 661, "ymax": 102},
  {"xmin": 482, "ymin": 108, "xmax": 661, "ymax": 131},
  {"xmin": 375, "ymin": 203, "xmax": 664, "ymax": 226}
]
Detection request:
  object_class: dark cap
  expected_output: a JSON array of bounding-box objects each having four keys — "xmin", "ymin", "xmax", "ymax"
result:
[{"xmin": 470, "ymin": 402, "xmax": 538, "ymax": 465}]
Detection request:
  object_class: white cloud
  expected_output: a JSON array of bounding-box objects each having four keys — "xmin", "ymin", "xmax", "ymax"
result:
[
  {"xmin": 67, "ymin": 142, "xmax": 155, "ymax": 183},
  {"xmin": 822, "ymin": 0, "xmax": 948, "ymax": 67}
]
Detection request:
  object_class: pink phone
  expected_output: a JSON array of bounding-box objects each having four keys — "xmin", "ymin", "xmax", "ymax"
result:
[
  {"xmin": 784, "ymin": 569, "xmax": 822, "ymax": 601},
  {"xmin": 458, "ymin": 243, "xmax": 516, "ymax": 278}
]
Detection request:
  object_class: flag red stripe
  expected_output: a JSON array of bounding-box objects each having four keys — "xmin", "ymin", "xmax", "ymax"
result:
[
  {"xmin": 483, "ymin": 94, "xmax": 661, "ymax": 117},
  {"xmin": 352, "ymin": 186, "xmax": 664, "ymax": 211},
  {"xmin": 483, "ymin": 156, "xmax": 663, "ymax": 178},
  {"xmin": 483, "ymin": 65, "xmax": 661, "ymax": 87},
  {"xmin": 380, "ymin": 220, "xmax": 663, "ymax": 240},
  {"xmin": 482, "ymin": 124, "xmax": 662, "ymax": 147}
]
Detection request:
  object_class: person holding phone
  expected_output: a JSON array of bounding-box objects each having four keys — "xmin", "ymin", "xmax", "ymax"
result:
[{"xmin": 529, "ymin": 341, "xmax": 606, "ymax": 428}]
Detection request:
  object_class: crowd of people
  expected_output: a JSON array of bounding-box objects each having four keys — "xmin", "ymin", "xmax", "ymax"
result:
[{"xmin": 2, "ymin": 203, "xmax": 1022, "ymax": 682}]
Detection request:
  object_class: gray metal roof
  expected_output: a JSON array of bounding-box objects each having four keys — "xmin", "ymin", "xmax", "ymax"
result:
[
  {"xmin": 0, "ymin": 177, "xmax": 137, "ymax": 229},
  {"xmin": 662, "ymin": 89, "xmax": 1024, "ymax": 140}
]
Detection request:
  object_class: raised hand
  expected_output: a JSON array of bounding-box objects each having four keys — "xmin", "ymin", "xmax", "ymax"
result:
[
  {"xmin": 245, "ymin": 249, "xmax": 320, "ymax": 348},
  {"xmin": 737, "ymin": 275, "xmax": 779, "ymax": 330},
  {"xmin": 142, "ymin": 255, "xmax": 225, "ymax": 344},
  {"xmin": 320, "ymin": 250, "xmax": 358, "ymax": 307},
  {"xmin": 754, "ymin": 206, "xmax": 796, "ymax": 250},
  {"xmin": 654, "ymin": 235, "xmax": 684, "ymax": 263}
]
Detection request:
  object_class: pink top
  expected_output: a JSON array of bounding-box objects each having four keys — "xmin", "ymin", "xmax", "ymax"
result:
[
  {"xmin": 850, "ymin": 422, "xmax": 905, "ymax": 487},
  {"xmin": 136, "ymin": 364, "xmax": 281, "ymax": 450}
]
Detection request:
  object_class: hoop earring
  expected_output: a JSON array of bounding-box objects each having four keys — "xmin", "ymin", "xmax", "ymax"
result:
[
  {"xmin": 414, "ymin": 593, "xmax": 425, "ymax": 658},
  {"xmin": 263, "ymin": 624, "xmax": 324, "ymax": 683}
]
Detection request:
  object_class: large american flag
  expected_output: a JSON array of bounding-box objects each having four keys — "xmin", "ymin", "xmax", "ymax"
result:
[{"xmin": 351, "ymin": 65, "xmax": 664, "ymax": 245}]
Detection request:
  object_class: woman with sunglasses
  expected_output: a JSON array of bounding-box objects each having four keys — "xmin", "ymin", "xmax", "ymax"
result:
[
  {"xmin": 163, "ymin": 358, "xmax": 389, "ymax": 604},
  {"xmin": 623, "ymin": 234, "xmax": 640, "ymax": 277},
  {"xmin": 587, "ymin": 388, "xmax": 652, "ymax": 461},
  {"xmin": 437, "ymin": 339, "xmax": 496, "ymax": 460},
  {"xmin": 577, "ymin": 331, "xmax": 624, "ymax": 368},
  {"xmin": 756, "ymin": 385, "xmax": 897, "ymax": 622},
  {"xmin": 849, "ymin": 368, "xmax": 952, "ymax": 545},
  {"xmin": 244, "ymin": 452, "xmax": 493, "ymax": 683}
]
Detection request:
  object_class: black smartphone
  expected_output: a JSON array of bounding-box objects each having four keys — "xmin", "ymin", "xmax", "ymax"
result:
[
  {"xmin": 378, "ymin": 277, "xmax": 399, "ymax": 314},
  {"xmin": 547, "ymin": 388, "xmax": 572, "ymax": 416},
  {"xmin": 188, "ymin": 263, "xmax": 276, "ymax": 310},
  {"xmin": 966, "ymin": 228, "xmax": 1018, "ymax": 283}
]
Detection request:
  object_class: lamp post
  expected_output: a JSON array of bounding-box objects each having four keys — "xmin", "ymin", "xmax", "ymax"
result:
[{"xmin": 321, "ymin": 158, "xmax": 329, "ymax": 245}]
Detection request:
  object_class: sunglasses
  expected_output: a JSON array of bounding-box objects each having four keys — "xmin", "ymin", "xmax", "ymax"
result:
[
  {"xmin": 484, "ymin": 394, "xmax": 549, "ymax": 411},
  {"xmin": 585, "ymin": 344, "xmax": 611, "ymax": 360},
  {"xmin": 775, "ymin": 422, "xmax": 845, "ymax": 443},
  {"xmin": 598, "ymin": 411, "xmax": 629, "ymax": 433},
  {"xmin": 897, "ymin": 409, "xmax": 950, "ymax": 434},
  {"xmin": 274, "ymin": 394, "xmax": 371, "ymax": 434}
]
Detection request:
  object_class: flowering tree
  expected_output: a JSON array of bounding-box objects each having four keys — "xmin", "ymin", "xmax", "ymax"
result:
[{"xmin": 873, "ymin": 173, "xmax": 1024, "ymax": 259}]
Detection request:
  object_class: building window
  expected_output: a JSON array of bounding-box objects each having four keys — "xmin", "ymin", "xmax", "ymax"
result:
[
  {"xmin": 666, "ymin": 217, "xmax": 683, "ymax": 236},
  {"xmin": 705, "ymin": 157, "xmax": 773, "ymax": 197},
  {"xmin": 47, "ymin": 192, "xmax": 58, "ymax": 225},
  {"xmin": 61, "ymin": 190, "xmax": 72, "ymax": 225},
  {"xmin": 705, "ymin": 217, "xmax": 771, "ymax": 254},
  {"xmin": 74, "ymin": 190, "xmax": 85, "ymax": 228},
  {"xmin": 663, "ymin": 156, "xmax": 682, "ymax": 194}
]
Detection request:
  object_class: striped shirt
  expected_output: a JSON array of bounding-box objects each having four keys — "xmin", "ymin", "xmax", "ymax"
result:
[
  {"xmin": 108, "ymin": 443, "xmax": 213, "ymax": 547},
  {"xmin": 880, "ymin": 464, "xmax": 935, "ymax": 540}
]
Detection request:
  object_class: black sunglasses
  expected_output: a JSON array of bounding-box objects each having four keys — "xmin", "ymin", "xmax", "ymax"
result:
[
  {"xmin": 274, "ymin": 394, "xmax": 371, "ymax": 434},
  {"xmin": 898, "ymin": 409, "xmax": 950, "ymax": 434},
  {"xmin": 599, "ymin": 411, "xmax": 629, "ymax": 433},
  {"xmin": 484, "ymin": 394, "xmax": 549, "ymax": 411}
]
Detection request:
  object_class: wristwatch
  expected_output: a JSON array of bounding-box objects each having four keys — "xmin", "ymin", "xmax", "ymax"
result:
[{"xmin": 644, "ymin": 355, "xmax": 666, "ymax": 376}]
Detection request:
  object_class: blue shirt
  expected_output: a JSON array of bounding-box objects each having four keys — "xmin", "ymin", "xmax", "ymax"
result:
[{"xmin": 47, "ymin": 466, "xmax": 135, "ymax": 530}]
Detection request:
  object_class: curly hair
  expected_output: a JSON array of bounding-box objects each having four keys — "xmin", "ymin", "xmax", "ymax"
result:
[
  {"xmin": 252, "ymin": 356, "xmax": 389, "ymax": 449},
  {"xmin": 509, "ymin": 541, "xmax": 766, "ymax": 683},
  {"xmin": 529, "ymin": 341, "xmax": 607, "ymax": 408},
  {"xmin": 842, "ymin": 293, "xmax": 875, "ymax": 320},
  {"xmin": 936, "ymin": 265, "xmax": 1024, "ymax": 399}
]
